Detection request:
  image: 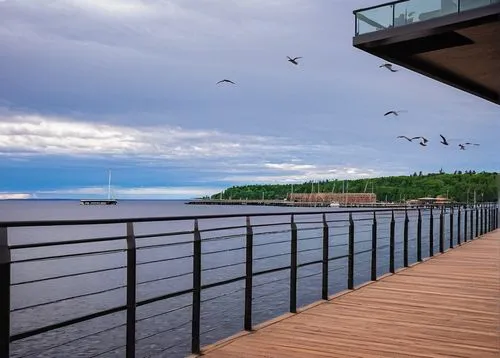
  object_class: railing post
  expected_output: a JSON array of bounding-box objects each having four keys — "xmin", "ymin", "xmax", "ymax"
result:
[
  {"xmin": 464, "ymin": 209, "xmax": 468, "ymax": 243},
  {"xmin": 0, "ymin": 227, "xmax": 10, "ymax": 358},
  {"xmin": 494, "ymin": 206, "xmax": 497, "ymax": 230},
  {"xmin": 493, "ymin": 206, "xmax": 496, "ymax": 230},
  {"xmin": 429, "ymin": 208, "xmax": 434, "ymax": 257},
  {"xmin": 191, "ymin": 219, "xmax": 202, "ymax": 355},
  {"xmin": 491, "ymin": 205, "xmax": 493, "ymax": 231},
  {"xmin": 322, "ymin": 213, "xmax": 329, "ymax": 300},
  {"xmin": 492, "ymin": 206, "xmax": 495, "ymax": 230},
  {"xmin": 391, "ymin": 4, "xmax": 395, "ymax": 28},
  {"xmin": 403, "ymin": 210, "xmax": 409, "ymax": 267},
  {"xmin": 475, "ymin": 206, "xmax": 479, "ymax": 238},
  {"xmin": 449, "ymin": 207, "xmax": 454, "ymax": 249},
  {"xmin": 290, "ymin": 215, "xmax": 298, "ymax": 313},
  {"xmin": 479, "ymin": 205, "xmax": 484, "ymax": 235},
  {"xmin": 471, "ymin": 206, "xmax": 475, "ymax": 241},
  {"xmin": 490, "ymin": 205, "xmax": 493, "ymax": 232},
  {"xmin": 126, "ymin": 222, "xmax": 136, "ymax": 358},
  {"xmin": 244, "ymin": 217, "xmax": 253, "ymax": 331},
  {"xmin": 389, "ymin": 211, "xmax": 395, "ymax": 273},
  {"xmin": 417, "ymin": 209, "xmax": 422, "ymax": 262},
  {"xmin": 483, "ymin": 206, "xmax": 485, "ymax": 234},
  {"xmin": 371, "ymin": 212, "xmax": 377, "ymax": 281},
  {"xmin": 457, "ymin": 207, "xmax": 461, "ymax": 245},
  {"xmin": 439, "ymin": 207, "xmax": 444, "ymax": 253},
  {"xmin": 487, "ymin": 205, "xmax": 490, "ymax": 232},
  {"xmin": 483, "ymin": 205, "xmax": 486, "ymax": 233},
  {"xmin": 348, "ymin": 213, "xmax": 355, "ymax": 289},
  {"xmin": 486, "ymin": 205, "xmax": 489, "ymax": 232},
  {"xmin": 354, "ymin": 12, "xmax": 358, "ymax": 36}
]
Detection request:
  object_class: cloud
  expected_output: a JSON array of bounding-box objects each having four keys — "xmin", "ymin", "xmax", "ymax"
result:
[
  {"xmin": 0, "ymin": 108, "xmax": 384, "ymax": 164},
  {"xmin": 73, "ymin": 0, "xmax": 153, "ymax": 15},
  {"xmin": 0, "ymin": 193, "xmax": 32, "ymax": 200},
  {"xmin": 264, "ymin": 163, "xmax": 316, "ymax": 171},
  {"xmin": 221, "ymin": 164, "xmax": 385, "ymax": 183},
  {"xmin": 0, "ymin": 110, "xmax": 264, "ymax": 159}
]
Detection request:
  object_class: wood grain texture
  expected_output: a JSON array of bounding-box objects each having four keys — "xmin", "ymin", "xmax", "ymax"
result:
[{"xmin": 201, "ymin": 230, "xmax": 500, "ymax": 358}]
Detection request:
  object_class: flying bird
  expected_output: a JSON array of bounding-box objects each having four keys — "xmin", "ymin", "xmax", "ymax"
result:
[
  {"xmin": 216, "ymin": 79, "xmax": 235, "ymax": 85},
  {"xmin": 420, "ymin": 136, "xmax": 429, "ymax": 144},
  {"xmin": 459, "ymin": 144, "xmax": 466, "ymax": 150},
  {"xmin": 439, "ymin": 134, "xmax": 449, "ymax": 146},
  {"xmin": 384, "ymin": 110, "xmax": 406, "ymax": 116},
  {"xmin": 287, "ymin": 56, "xmax": 302, "ymax": 65},
  {"xmin": 465, "ymin": 142, "xmax": 480, "ymax": 146},
  {"xmin": 379, "ymin": 63, "xmax": 398, "ymax": 72},
  {"xmin": 397, "ymin": 136, "xmax": 420, "ymax": 142},
  {"xmin": 419, "ymin": 141, "xmax": 427, "ymax": 147}
]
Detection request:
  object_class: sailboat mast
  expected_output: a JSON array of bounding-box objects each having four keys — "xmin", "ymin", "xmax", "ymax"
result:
[{"xmin": 108, "ymin": 170, "xmax": 112, "ymax": 200}]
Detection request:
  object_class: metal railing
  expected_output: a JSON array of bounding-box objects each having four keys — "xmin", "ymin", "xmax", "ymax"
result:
[
  {"xmin": 353, "ymin": 0, "xmax": 500, "ymax": 36},
  {"xmin": 0, "ymin": 204, "xmax": 498, "ymax": 357}
]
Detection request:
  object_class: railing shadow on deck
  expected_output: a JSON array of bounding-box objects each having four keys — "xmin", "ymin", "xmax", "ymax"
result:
[{"xmin": 0, "ymin": 204, "xmax": 498, "ymax": 358}]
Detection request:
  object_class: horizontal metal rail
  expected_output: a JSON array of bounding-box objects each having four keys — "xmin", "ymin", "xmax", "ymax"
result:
[{"xmin": 0, "ymin": 205, "xmax": 471, "ymax": 228}]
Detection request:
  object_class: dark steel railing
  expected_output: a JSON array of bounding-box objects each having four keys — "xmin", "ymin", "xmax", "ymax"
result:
[{"xmin": 0, "ymin": 204, "xmax": 498, "ymax": 357}]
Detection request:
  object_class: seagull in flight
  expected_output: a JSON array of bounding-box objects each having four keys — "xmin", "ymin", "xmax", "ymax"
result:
[
  {"xmin": 384, "ymin": 110, "xmax": 407, "ymax": 116},
  {"xmin": 419, "ymin": 141, "xmax": 427, "ymax": 147},
  {"xmin": 379, "ymin": 63, "xmax": 398, "ymax": 72},
  {"xmin": 465, "ymin": 142, "xmax": 480, "ymax": 146},
  {"xmin": 459, "ymin": 144, "xmax": 466, "ymax": 150},
  {"xmin": 420, "ymin": 136, "xmax": 429, "ymax": 144},
  {"xmin": 287, "ymin": 56, "xmax": 302, "ymax": 65},
  {"xmin": 217, "ymin": 79, "xmax": 235, "ymax": 85},
  {"xmin": 439, "ymin": 134, "xmax": 449, "ymax": 146},
  {"xmin": 397, "ymin": 136, "xmax": 420, "ymax": 142}
]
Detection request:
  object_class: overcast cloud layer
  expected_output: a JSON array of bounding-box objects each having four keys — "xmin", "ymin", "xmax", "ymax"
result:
[{"xmin": 0, "ymin": 0, "xmax": 498, "ymax": 199}]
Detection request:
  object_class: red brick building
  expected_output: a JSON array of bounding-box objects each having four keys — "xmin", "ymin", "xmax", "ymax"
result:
[{"xmin": 288, "ymin": 193, "xmax": 376, "ymax": 204}]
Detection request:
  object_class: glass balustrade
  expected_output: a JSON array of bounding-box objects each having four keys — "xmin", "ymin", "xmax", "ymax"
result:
[{"xmin": 355, "ymin": 0, "xmax": 499, "ymax": 36}]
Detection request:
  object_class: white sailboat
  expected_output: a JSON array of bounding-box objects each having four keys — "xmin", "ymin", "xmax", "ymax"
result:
[{"xmin": 80, "ymin": 170, "xmax": 118, "ymax": 205}]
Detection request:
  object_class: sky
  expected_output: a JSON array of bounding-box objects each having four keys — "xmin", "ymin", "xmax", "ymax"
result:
[{"xmin": 0, "ymin": 0, "xmax": 498, "ymax": 199}]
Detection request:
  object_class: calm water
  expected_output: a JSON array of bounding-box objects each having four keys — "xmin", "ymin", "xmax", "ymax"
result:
[{"xmin": 0, "ymin": 200, "xmax": 463, "ymax": 358}]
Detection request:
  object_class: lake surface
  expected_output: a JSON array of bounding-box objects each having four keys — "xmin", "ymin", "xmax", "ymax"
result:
[{"xmin": 0, "ymin": 200, "xmax": 464, "ymax": 358}]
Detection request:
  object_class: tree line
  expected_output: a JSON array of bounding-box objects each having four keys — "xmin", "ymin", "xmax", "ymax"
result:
[{"xmin": 210, "ymin": 171, "xmax": 498, "ymax": 202}]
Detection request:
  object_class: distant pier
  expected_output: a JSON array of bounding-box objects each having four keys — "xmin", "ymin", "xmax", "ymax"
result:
[
  {"xmin": 80, "ymin": 199, "xmax": 118, "ymax": 205},
  {"xmin": 186, "ymin": 199, "xmax": 425, "ymax": 208}
]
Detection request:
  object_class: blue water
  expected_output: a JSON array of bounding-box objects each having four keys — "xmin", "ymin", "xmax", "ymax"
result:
[{"xmin": 0, "ymin": 200, "xmax": 466, "ymax": 358}]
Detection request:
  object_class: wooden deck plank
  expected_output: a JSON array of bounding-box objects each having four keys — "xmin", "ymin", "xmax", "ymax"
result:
[{"xmin": 201, "ymin": 230, "xmax": 500, "ymax": 358}]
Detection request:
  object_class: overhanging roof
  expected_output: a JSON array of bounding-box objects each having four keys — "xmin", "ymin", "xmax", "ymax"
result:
[{"xmin": 353, "ymin": 1, "xmax": 500, "ymax": 105}]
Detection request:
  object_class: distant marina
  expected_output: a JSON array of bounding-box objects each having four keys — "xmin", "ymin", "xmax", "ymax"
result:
[
  {"xmin": 185, "ymin": 198, "xmax": 457, "ymax": 209},
  {"xmin": 187, "ymin": 191, "xmax": 462, "ymax": 208}
]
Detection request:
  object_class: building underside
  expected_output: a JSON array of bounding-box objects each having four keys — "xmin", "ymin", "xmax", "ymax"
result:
[{"xmin": 353, "ymin": 1, "xmax": 500, "ymax": 105}]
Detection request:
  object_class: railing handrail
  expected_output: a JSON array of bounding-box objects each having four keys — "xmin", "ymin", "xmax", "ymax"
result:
[
  {"xmin": 0, "ymin": 203, "xmax": 492, "ymax": 228},
  {"xmin": 353, "ymin": 0, "xmax": 499, "ymax": 15},
  {"xmin": 353, "ymin": 0, "xmax": 409, "ymax": 15}
]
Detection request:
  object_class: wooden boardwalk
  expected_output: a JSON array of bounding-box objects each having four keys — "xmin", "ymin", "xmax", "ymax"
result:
[{"xmin": 201, "ymin": 230, "xmax": 500, "ymax": 358}]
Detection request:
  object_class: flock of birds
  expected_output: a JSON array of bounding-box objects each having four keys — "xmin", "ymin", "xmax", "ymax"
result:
[
  {"xmin": 380, "ymin": 63, "xmax": 480, "ymax": 151},
  {"xmin": 216, "ymin": 59, "xmax": 480, "ymax": 152},
  {"xmin": 396, "ymin": 135, "xmax": 479, "ymax": 150}
]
